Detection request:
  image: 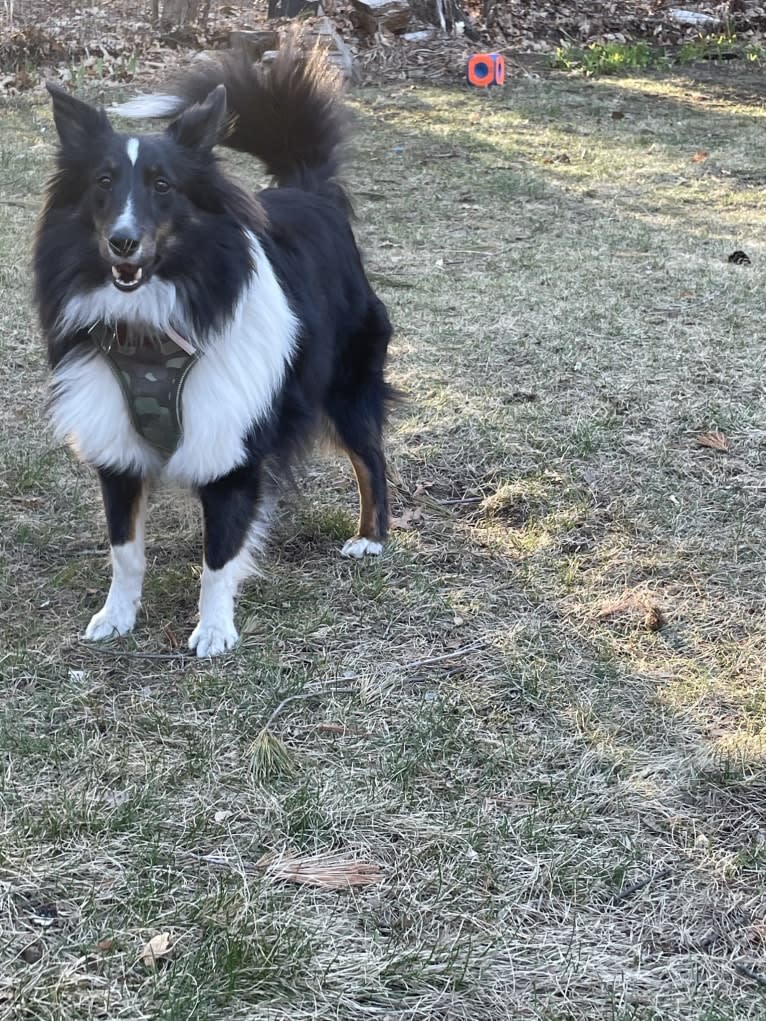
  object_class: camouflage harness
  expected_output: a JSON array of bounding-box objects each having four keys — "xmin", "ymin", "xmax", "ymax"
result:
[{"xmin": 91, "ymin": 322, "xmax": 197, "ymax": 458}]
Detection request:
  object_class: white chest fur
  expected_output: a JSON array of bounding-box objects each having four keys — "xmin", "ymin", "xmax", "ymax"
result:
[{"xmin": 49, "ymin": 234, "xmax": 299, "ymax": 486}]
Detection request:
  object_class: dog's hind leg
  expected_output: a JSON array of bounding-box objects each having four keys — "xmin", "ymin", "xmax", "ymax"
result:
[
  {"xmin": 326, "ymin": 388, "xmax": 390, "ymax": 559},
  {"xmin": 326, "ymin": 299, "xmax": 392, "ymax": 559},
  {"xmin": 190, "ymin": 463, "xmax": 272, "ymax": 657},
  {"xmin": 85, "ymin": 469, "xmax": 147, "ymax": 641},
  {"xmin": 340, "ymin": 440, "xmax": 389, "ymax": 559}
]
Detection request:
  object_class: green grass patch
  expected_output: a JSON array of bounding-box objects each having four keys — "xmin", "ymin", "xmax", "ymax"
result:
[{"xmin": 552, "ymin": 33, "xmax": 764, "ymax": 76}]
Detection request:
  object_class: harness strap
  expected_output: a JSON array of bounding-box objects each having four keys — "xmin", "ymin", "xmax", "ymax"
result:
[{"xmin": 91, "ymin": 323, "xmax": 198, "ymax": 459}]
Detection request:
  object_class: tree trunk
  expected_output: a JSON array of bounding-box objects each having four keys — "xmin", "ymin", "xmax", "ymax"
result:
[
  {"xmin": 267, "ymin": 0, "xmax": 319, "ymax": 16},
  {"xmin": 411, "ymin": 0, "xmax": 468, "ymax": 33},
  {"xmin": 158, "ymin": 0, "xmax": 202, "ymax": 28}
]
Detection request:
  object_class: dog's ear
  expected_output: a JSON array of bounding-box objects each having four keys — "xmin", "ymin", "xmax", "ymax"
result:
[
  {"xmin": 166, "ymin": 85, "xmax": 228, "ymax": 151},
  {"xmin": 46, "ymin": 83, "xmax": 112, "ymax": 150}
]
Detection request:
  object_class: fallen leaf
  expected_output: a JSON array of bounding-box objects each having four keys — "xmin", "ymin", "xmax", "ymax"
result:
[
  {"xmin": 20, "ymin": 943, "xmax": 43, "ymax": 965},
  {"xmin": 596, "ymin": 593, "xmax": 639, "ymax": 619},
  {"xmin": 597, "ymin": 591, "xmax": 665, "ymax": 632},
  {"xmin": 96, "ymin": 938, "xmax": 114, "ymax": 952},
  {"xmin": 140, "ymin": 932, "xmax": 172, "ymax": 970},
  {"xmin": 315, "ymin": 722, "xmax": 371, "ymax": 737},
  {"xmin": 691, "ymin": 149, "xmax": 709, "ymax": 163},
  {"xmin": 214, "ymin": 809, "xmax": 234, "ymax": 823},
  {"xmin": 257, "ymin": 851, "xmax": 383, "ymax": 889},
  {"xmin": 390, "ymin": 507, "xmax": 424, "ymax": 530},
  {"xmin": 645, "ymin": 606, "xmax": 666, "ymax": 632},
  {"xmin": 696, "ymin": 432, "xmax": 729, "ymax": 452}
]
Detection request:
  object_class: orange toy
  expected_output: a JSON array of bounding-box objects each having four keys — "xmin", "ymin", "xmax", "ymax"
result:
[{"xmin": 467, "ymin": 53, "xmax": 505, "ymax": 88}]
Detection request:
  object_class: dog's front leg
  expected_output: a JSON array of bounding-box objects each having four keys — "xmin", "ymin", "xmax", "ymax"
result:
[
  {"xmin": 85, "ymin": 469, "xmax": 147, "ymax": 641},
  {"xmin": 190, "ymin": 465, "xmax": 270, "ymax": 658}
]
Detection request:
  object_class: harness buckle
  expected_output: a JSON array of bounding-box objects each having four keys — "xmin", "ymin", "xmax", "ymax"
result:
[{"xmin": 89, "ymin": 321, "xmax": 117, "ymax": 354}]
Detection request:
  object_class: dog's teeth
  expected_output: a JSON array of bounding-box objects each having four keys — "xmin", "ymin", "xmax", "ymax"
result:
[{"xmin": 111, "ymin": 265, "xmax": 143, "ymax": 288}]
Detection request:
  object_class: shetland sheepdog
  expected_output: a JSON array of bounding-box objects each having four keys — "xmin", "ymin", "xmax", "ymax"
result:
[{"xmin": 33, "ymin": 48, "xmax": 393, "ymax": 656}]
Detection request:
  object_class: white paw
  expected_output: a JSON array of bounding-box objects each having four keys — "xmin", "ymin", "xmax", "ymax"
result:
[
  {"xmin": 85, "ymin": 605, "xmax": 136, "ymax": 641},
  {"xmin": 188, "ymin": 620, "xmax": 239, "ymax": 657},
  {"xmin": 341, "ymin": 536, "xmax": 383, "ymax": 559}
]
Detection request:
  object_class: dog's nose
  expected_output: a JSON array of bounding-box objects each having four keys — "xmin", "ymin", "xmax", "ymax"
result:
[{"xmin": 108, "ymin": 234, "xmax": 140, "ymax": 258}]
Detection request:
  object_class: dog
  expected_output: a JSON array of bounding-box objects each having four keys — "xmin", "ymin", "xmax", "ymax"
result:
[{"xmin": 33, "ymin": 48, "xmax": 394, "ymax": 656}]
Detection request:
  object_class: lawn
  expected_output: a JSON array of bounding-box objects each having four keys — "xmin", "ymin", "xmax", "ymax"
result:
[{"xmin": 1, "ymin": 61, "xmax": 766, "ymax": 1020}]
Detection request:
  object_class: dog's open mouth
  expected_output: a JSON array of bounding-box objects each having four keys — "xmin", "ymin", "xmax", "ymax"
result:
[{"xmin": 111, "ymin": 264, "xmax": 144, "ymax": 291}]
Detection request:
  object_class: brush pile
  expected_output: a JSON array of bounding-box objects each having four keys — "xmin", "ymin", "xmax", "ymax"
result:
[{"xmin": 1, "ymin": 0, "xmax": 765, "ymax": 89}]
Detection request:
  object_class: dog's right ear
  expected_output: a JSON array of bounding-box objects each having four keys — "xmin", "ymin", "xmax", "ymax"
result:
[
  {"xmin": 46, "ymin": 83, "xmax": 112, "ymax": 150},
  {"xmin": 166, "ymin": 85, "xmax": 228, "ymax": 151}
]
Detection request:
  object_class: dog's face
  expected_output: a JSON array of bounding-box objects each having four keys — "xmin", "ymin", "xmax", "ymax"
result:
[{"xmin": 46, "ymin": 84, "xmax": 227, "ymax": 293}]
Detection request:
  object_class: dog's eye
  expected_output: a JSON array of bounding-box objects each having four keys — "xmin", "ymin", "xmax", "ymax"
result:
[
  {"xmin": 97, "ymin": 175, "xmax": 112, "ymax": 190},
  {"xmin": 154, "ymin": 178, "xmax": 170, "ymax": 194}
]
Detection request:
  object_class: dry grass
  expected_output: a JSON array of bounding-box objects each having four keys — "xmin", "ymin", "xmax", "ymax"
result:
[{"xmin": 1, "ymin": 64, "xmax": 766, "ymax": 1020}]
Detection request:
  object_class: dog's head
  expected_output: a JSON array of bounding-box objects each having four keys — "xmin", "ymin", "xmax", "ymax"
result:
[{"xmin": 45, "ymin": 83, "xmax": 228, "ymax": 293}]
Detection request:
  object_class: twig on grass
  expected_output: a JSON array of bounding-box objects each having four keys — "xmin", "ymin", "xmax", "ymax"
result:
[
  {"xmin": 445, "ymin": 248, "xmax": 502, "ymax": 257},
  {"xmin": 262, "ymin": 685, "xmax": 358, "ymax": 730},
  {"xmin": 612, "ymin": 867, "xmax": 674, "ymax": 903},
  {"xmin": 400, "ymin": 640, "xmax": 486, "ymax": 672},
  {"xmin": 80, "ymin": 644, "xmax": 190, "ymax": 662}
]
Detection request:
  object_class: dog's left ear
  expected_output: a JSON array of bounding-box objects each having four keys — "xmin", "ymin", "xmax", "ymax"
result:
[
  {"xmin": 166, "ymin": 85, "xmax": 228, "ymax": 151},
  {"xmin": 46, "ymin": 83, "xmax": 112, "ymax": 150}
]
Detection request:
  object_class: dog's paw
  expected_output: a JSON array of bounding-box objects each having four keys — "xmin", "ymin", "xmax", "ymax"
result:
[
  {"xmin": 189, "ymin": 620, "xmax": 239, "ymax": 657},
  {"xmin": 341, "ymin": 536, "xmax": 383, "ymax": 559},
  {"xmin": 85, "ymin": 605, "xmax": 136, "ymax": 641}
]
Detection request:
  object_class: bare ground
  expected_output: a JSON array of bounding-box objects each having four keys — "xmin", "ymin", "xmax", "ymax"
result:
[{"xmin": 1, "ymin": 59, "xmax": 766, "ymax": 1020}]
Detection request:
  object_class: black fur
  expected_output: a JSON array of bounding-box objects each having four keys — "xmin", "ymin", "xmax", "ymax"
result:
[
  {"xmin": 199, "ymin": 465, "xmax": 266, "ymax": 571},
  {"xmin": 162, "ymin": 47, "xmax": 350, "ymax": 196},
  {"xmin": 98, "ymin": 467, "xmax": 144, "ymax": 545}
]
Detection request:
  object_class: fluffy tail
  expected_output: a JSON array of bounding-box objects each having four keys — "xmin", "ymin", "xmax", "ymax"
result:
[{"xmin": 111, "ymin": 46, "xmax": 349, "ymax": 193}]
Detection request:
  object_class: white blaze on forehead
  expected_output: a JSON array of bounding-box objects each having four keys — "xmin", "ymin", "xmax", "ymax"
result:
[{"xmin": 112, "ymin": 140, "xmax": 140, "ymax": 237}]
